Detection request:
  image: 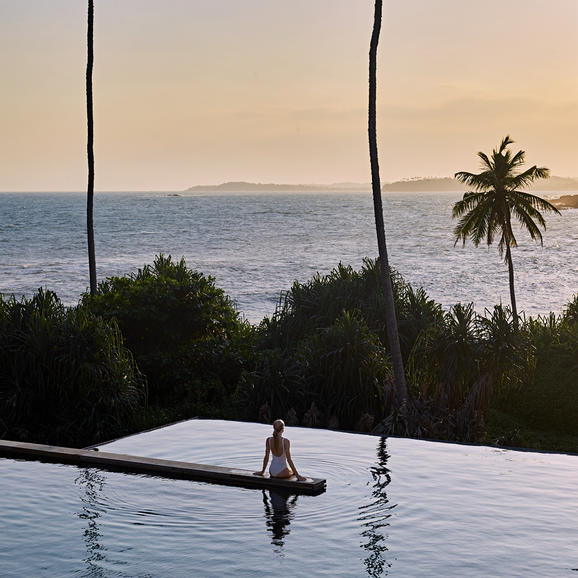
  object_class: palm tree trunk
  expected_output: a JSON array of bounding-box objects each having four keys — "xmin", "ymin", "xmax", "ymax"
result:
[
  {"xmin": 369, "ymin": 0, "xmax": 408, "ymax": 406},
  {"xmin": 86, "ymin": 0, "xmax": 97, "ymax": 295},
  {"xmin": 505, "ymin": 244, "xmax": 518, "ymax": 328}
]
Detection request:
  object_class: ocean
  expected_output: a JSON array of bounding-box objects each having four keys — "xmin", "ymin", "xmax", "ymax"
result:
[{"xmin": 0, "ymin": 190, "xmax": 576, "ymax": 323}]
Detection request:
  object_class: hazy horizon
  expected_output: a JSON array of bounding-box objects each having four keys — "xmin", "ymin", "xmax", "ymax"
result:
[
  {"xmin": 1, "ymin": 0, "xmax": 576, "ymax": 192},
  {"xmin": 2, "ymin": 174, "xmax": 578, "ymax": 195}
]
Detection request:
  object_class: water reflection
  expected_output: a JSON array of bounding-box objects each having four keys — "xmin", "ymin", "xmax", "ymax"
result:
[
  {"xmin": 359, "ymin": 437, "xmax": 395, "ymax": 577},
  {"xmin": 76, "ymin": 467, "xmax": 107, "ymax": 577},
  {"xmin": 262, "ymin": 488, "xmax": 299, "ymax": 549}
]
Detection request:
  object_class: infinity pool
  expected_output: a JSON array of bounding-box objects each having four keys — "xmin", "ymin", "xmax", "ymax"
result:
[{"xmin": 1, "ymin": 419, "xmax": 577, "ymax": 576}]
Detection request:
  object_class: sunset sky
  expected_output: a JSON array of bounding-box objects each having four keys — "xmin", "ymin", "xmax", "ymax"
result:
[{"xmin": 0, "ymin": 0, "xmax": 576, "ymax": 191}]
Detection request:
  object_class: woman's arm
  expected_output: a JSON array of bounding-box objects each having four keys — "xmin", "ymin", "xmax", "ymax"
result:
[
  {"xmin": 254, "ymin": 438, "xmax": 270, "ymax": 476},
  {"xmin": 286, "ymin": 440, "xmax": 306, "ymax": 481}
]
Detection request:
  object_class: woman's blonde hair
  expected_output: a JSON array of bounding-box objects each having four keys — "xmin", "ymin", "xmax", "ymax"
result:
[
  {"xmin": 272, "ymin": 419, "xmax": 285, "ymax": 453},
  {"xmin": 272, "ymin": 419, "xmax": 285, "ymax": 436}
]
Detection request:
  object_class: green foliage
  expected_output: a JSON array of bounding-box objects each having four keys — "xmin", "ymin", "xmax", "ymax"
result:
[
  {"xmin": 453, "ymin": 136, "xmax": 559, "ymax": 325},
  {"xmin": 485, "ymin": 408, "xmax": 578, "ymax": 454},
  {"xmin": 478, "ymin": 304, "xmax": 535, "ymax": 393},
  {"xmin": 300, "ymin": 310, "xmax": 388, "ymax": 424},
  {"xmin": 396, "ymin": 285, "xmax": 444, "ymax": 357},
  {"xmin": 247, "ymin": 259, "xmax": 571, "ymax": 445},
  {"xmin": 243, "ymin": 260, "xmax": 408, "ymax": 430},
  {"xmin": 244, "ymin": 309, "xmax": 389, "ymax": 430},
  {"xmin": 259, "ymin": 258, "xmax": 434, "ymax": 355},
  {"xmin": 262, "ymin": 260, "xmax": 385, "ymax": 347},
  {"xmin": 453, "ymin": 135, "xmax": 557, "ymax": 255},
  {"xmin": 408, "ymin": 302, "xmax": 482, "ymax": 408},
  {"xmin": 81, "ymin": 254, "xmax": 254, "ymax": 418},
  {"xmin": 245, "ymin": 260, "xmax": 494, "ymax": 434},
  {"xmin": 0, "ymin": 289, "xmax": 145, "ymax": 446},
  {"xmin": 403, "ymin": 302, "xmax": 536, "ymax": 443},
  {"xmin": 4, "ymin": 256, "xmax": 574, "ymax": 451},
  {"xmin": 562, "ymin": 294, "xmax": 578, "ymax": 326},
  {"xmin": 494, "ymin": 295, "xmax": 578, "ymax": 436}
]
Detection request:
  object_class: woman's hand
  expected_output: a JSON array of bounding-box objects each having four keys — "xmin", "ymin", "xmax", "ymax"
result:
[
  {"xmin": 253, "ymin": 471, "xmax": 264, "ymax": 476},
  {"xmin": 295, "ymin": 473, "xmax": 307, "ymax": 481}
]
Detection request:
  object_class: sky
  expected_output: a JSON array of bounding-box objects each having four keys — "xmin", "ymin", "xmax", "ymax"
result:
[{"xmin": 0, "ymin": 0, "xmax": 576, "ymax": 191}]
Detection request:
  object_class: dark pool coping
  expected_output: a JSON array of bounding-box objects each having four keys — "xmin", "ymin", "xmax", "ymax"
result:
[{"xmin": 0, "ymin": 438, "xmax": 326, "ymax": 495}]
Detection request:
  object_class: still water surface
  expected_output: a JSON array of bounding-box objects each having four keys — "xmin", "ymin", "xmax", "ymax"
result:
[
  {"xmin": 1, "ymin": 191, "xmax": 576, "ymax": 321},
  {"xmin": 1, "ymin": 419, "xmax": 577, "ymax": 576}
]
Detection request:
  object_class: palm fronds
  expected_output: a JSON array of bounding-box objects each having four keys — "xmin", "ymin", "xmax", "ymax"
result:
[{"xmin": 452, "ymin": 136, "xmax": 559, "ymax": 322}]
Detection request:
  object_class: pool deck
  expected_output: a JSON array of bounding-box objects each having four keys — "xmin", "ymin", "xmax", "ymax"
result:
[{"xmin": 0, "ymin": 439, "xmax": 326, "ymax": 495}]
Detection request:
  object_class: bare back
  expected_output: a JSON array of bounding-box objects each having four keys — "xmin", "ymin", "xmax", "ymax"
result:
[{"xmin": 269, "ymin": 435, "xmax": 286, "ymax": 457}]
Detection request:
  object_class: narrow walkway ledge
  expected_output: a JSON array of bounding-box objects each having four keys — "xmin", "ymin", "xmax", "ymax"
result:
[{"xmin": 0, "ymin": 439, "xmax": 326, "ymax": 495}]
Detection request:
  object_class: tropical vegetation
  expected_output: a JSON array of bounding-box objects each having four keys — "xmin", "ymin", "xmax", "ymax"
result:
[
  {"xmin": 491, "ymin": 295, "xmax": 578, "ymax": 443},
  {"xmin": 453, "ymin": 136, "xmax": 560, "ymax": 326},
  {"xmin": 1, "ymin": 257, "xmax": 576, "ymax": 452},
  {"xmin": 81, "ymin": 254, "xmax": 254, "ymax": 422},
  {"xmin": 241, "ymin": 259, "xmax": 537, "ymax": 440},
  {"xmin": 0, "ymin": 289, "xmax": 145, "ymax": 446}
]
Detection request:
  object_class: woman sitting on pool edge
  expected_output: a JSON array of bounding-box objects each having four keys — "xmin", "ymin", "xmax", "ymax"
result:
[{"xmin": 254, "ymin": 419, "xmax": 307, "ymax": 481}]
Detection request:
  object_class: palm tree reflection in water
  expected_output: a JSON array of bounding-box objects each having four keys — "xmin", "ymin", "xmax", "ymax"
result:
[
  {"xmin": 76, "ymin": 467, "xmax": 107, "ymax": 576},
  {"xmin": 359, "ymin": 437, "xmax": 394, "ymax": 576},
  {"xmin": 262, "ymin": 488, "xmax": 299, "ymax": 549}
]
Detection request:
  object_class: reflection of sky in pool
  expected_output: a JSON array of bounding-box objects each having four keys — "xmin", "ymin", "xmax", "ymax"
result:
[{"xmin": 1, "ymin": 419, "xmax": 577, "ymax": 576}]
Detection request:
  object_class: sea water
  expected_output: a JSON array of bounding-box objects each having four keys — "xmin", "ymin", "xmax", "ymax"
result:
[{"xmin": 0, "ymin": 190, "xmax": 576, "ymax": 322}]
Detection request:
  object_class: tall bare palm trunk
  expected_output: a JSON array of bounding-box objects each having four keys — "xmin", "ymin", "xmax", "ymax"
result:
[
  {"xmin": 503, "ymin": 210, "xmax": 518, "ymax": 328},
  {"xmin": 369, "ymin": 0, "xmax": 408, "ymax": 406},
  {"xmin": 86, "ymin": 0, "xmax": 97, "ymax": 295},
  {"xmin": 505, "ymin": 245, "xmax": 518, "ymax": 327}
]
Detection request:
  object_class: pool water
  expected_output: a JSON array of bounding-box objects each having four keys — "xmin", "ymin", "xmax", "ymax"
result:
[{"xmin": 1, "ymin": 419, "xmax": 577, "ymax": 576}]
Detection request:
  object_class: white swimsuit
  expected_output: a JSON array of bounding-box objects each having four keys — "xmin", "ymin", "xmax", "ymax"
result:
[{"xmin": 269, "ymin": 437, "xmax": 289, "ymax": 477}]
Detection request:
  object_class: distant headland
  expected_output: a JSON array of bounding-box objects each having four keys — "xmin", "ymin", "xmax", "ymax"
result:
[
  {"xmin": 550, "ymin": 194, "xmax": 578, "ymax": 209},
  {"xmin": 381, "ymin": 175, "xmax": 578, "ymax": 193},
  {"xmin": 186, "ymin": 181, "xmax": 370, "ymax": 193},
  {"xmin": 187, "ymin": 176, "xmax": 578, "ymax": 194}
]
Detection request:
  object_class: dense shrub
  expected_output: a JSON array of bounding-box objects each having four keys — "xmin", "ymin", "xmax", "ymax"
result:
[
  {"xmin": 258, "ymin": 258, "xmax": 438, "ymax": 355},
  {"xmin": 81, "ymin": 255, "xmax": 254, "ymax": 418},
  {"xmin": 243, "ymin": 260, "xmax": 460, "ymax": 431},
  {"xmin": 0, "ymin": 289, "xmax": 145, "ymax": 446},
  {"xmin": 4, "ymin": 255, "xmax": 574, "ymax": 450},
  {"xmin": 299, "ymin": 310, "xmax": 389, "ymax": 427},
  {"xmin": 494, "ymin": 295, "xmax": 578, "ymax": 436},
  {"xmin": 408, "ymin": 302, "xmax": 483, "ymax": 408},
  {"xmin": 245, "ymin": 309, "xmax": 389, "ymax": 430},
  {"xmin": 240, "ymin": 261, "xmax": 401, "ymax": 429},
  {"xmin": 244, "ymin": 259, "xmax": 561, "ymax": 443}
]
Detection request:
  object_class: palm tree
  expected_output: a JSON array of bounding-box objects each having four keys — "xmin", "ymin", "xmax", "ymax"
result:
[
  {"xmin": 453, "ymin": 136, "xmax": 560, "ymax": 327},
  {"xmin": 368, "ymin": 0, "xmax": 408, "ymax": 405},
  {"xmin": 86, "ymin": 0, "xmax": 97, "ymax": 295}
]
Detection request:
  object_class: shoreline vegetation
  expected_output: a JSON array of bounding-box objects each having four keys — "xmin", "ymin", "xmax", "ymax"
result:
[
  {"xmin": 185, "ymin": 176, "xmax": 578, "ymax": 194},
  {"xmin": 1, "ymin": 255, "xmax": 576, "ymax": 454},
  {"xmin": 549, "ymin": 194, "xmax": 578, "ymax": 209}
]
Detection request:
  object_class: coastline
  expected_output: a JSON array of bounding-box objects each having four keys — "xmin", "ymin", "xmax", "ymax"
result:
[{"xmin": 550, "ymin": 194, "xmax": 578, "ymax": 209}]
